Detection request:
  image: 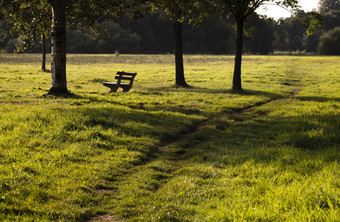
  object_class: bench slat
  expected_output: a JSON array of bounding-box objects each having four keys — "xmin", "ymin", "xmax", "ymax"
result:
[
  {"xmin": 117, "ymin": 72, "xmax": 137, "ymax": 76},
  {"xmin": 103, "ymin": 82, "xmax": 129, "ymax": 86},
  {"xmin": 115, "ymin": 76, "xmax": 134, "ymax": 80}
]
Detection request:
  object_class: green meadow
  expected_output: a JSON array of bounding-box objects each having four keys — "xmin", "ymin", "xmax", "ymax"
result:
[{"xmin": 0, "ymin": 54, "xmax": 339, "ymax": 221}]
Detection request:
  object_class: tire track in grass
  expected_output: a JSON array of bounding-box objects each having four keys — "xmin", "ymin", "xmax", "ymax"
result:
[
  {"xmin": 158, "ymin": 89, "xmax": 300, "ymax": 151},
  {"xmin": 88, "ymin": 89, "xmax": 301, "ymax": 221},
  {"xmin": 241, "ymin": 89, "xmax": 300, "ymax": 115}
]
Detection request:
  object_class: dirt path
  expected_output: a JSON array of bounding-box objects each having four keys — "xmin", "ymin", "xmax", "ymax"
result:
[{"xmin": 88, "ymin": 89, "xmax": 300, "ymax": 221}]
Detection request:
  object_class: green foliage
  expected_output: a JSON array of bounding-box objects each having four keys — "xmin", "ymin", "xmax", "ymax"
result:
[
  {"xmin": 147, "ymin": 0, "xmax": 211, "ymax": 23},
  {"xmin": 66, "ymin": 22, "xmax": 141, "ymax": 54},
  {"xmin": 0, "ymin": 0, "xmax": 131, "ymax": 52},
  {"xmin": 0, "ymin": 0, "xmax": 51, "ymax": 51},
  {"xmin": 274, "ymin": 11, "xmax": 314, "ymax": 52},
  {"xmin": 304, "ymin": 11, "xmax": 324, "ymax": 36},
  {"xmin": 273, "ymin": 10, "xmax": 331, "ymax": 53},
  {"xmin": 0, "ymin": 15, "xmax": 236, "ymax": 54},
  {"xmin": 319, "ymin": 27, "xmax": 340, "ymax": 55},
  {"xmin": 245, "ymin": 14, "xmax": 275, "ymax": 55},
  {"xmin": 215, "ymin": 0, "xmax": 301, "ymax": 19},
  {"xmin": 319, "ymin": 0, "xmax": 340, "ymax": 13},
  {"xmin": 323, "ymin": 10, "xmax": 340, "ymax": 31}
]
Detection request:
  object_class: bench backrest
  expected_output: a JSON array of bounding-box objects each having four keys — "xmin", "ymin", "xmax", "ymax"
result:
[{"xmin": 115, "ymin": 71, "xmax": 137, "ymax": 86}]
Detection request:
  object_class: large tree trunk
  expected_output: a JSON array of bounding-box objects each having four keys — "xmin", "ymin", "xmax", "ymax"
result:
[
  {"xmin": 41, "ymin": 34, "xmax": 46, "ymax": 72},
  {"xmin": 173, "ymin": 20, "xmax": 188, "ymax": 87},
  {"xmin": 232, "ymin": 18, "xmax": 244, "ymax": 91},
  {"xmin": 48, "ymin": 0, "xmax": 68, "ymax": 95}
]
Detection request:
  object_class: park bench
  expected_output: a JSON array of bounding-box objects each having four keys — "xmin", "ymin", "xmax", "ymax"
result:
[{"xmin": 103, "ymin": 71, "xmax": 137, "ymax": 93}]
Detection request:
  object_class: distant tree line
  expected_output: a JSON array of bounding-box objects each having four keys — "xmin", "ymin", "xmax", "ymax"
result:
[
  {"xmin": 275, "ymin": 10, "xmax": 340, "ymax": 54},
  {"xmin": 0, "ymin": 14, "xmax": 255, "ymax": 54},
  {"xmin": 1, "ymin": 10, "xmax": 339, "ymax": 56},
  {"xmin": 1, "ymin": 0, "xmax": 339, "ymax": 58}
]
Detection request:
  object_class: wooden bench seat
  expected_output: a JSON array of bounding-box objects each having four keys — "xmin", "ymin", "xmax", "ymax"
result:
[{"xmin": 103, "ymin": 71, "xmax": 137, "ymax": 93}]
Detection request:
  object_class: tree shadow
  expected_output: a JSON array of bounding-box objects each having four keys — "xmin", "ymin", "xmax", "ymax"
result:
[
  {"xmin": 297, "ymin": 96, "xmax": 340, "ymax": 102},
  {"xmin": 42, "ymin": 91, "xmax": 83, "ymax": 99},
  {"xmin": 143, "ymin": 86, "xmax": 285, "ymax": 99},
  {"xmin": 61, "ymin": 106, "xmax": 203, "ymax": 153},
  {"xmin": 42, "ymin": 69, "xmax": 51, "ymax": 73},
  {"xmin": 168, "ymin": 113, "xmax": 339, "ymax": 170}
]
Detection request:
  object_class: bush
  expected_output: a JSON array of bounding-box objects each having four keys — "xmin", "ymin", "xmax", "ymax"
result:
[
  {"xmin": 318, "ymin": 27, "xmax": 340, "ymax": 55},
  {"xmin": 4, "ymin": 38, "xmax": 17, "ymax": 53}
]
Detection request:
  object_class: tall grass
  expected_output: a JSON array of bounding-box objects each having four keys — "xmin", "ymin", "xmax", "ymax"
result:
[{"xmin": 0, "ymin": 54, "xmax": 339, "ymax": 221}]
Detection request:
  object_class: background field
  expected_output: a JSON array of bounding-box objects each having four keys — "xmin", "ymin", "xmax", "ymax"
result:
[{"xmin": 0, "ymin": 54, "xmax": 339, "ymax": 221}]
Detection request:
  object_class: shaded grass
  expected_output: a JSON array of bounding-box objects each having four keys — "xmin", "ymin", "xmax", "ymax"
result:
[
  {"xmin": 0, "ymin": 54, "xmax": 339, "ymax": 221},
  {"xmin": 115, "ymin": 64, "xmax": 339, "ymax": 221}
]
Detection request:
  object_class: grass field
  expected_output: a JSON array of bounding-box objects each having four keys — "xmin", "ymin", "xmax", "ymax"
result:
[{"xmin": 0, "ymin": 54, "xmax": 339, "ymax": 221}]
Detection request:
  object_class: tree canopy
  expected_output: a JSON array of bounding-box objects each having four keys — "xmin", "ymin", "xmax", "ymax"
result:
[
  {"xmin": 319, "ymin": 27, "xmax": 340, "ymax": 55},
  {"xmin": 319, "ymin": 0, "xmax": 340, "ymax": 13},
  {"xmin": 1, "ymin": 0, "xmax": 50, "ymax": 51}
]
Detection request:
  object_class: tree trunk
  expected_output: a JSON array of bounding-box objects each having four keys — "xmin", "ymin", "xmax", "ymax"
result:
[
  {"xmin": 173, "ymin": 20, "xmax": 188, "ymax": 87},
  {"xmin": 41, "ymin": 34, "xmax": 46, "ymax": 72},
  {"xmin": 232, "ymin": 18, "xmax": 244, "ymax": 91},
  {"xmin": 48, "ymin": 0, "xmax": 68, "ymax": 95}
]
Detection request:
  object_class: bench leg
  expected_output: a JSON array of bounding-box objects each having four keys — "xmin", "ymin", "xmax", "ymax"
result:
[
  {"xmin": 103, "ymin": 83, "xmax": 120, "ymax": 93},
  {"xmin": 109, "ymin": 85, "xmax": 120, "ymax": 93},
  {"xmin": 121, "ymin": 86, "xmax": 132, "ymax": 92}
]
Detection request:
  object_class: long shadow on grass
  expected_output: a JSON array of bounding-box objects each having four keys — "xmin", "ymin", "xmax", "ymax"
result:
[
  {"xmin": 297, "ymin": 96, "xmax": 340, "ymax": 102},
  {"xmin": 143, "ymin": 87, "xmax": 285, "ymax": 98},
  {"xmin": 42, "ymin": 92, "xmax": 83, "ymax": 98},
  {"xmin": 43, "ymin": 93, "xmax": 133, "ymax": 108},
  {"xmin": 63, "ymin": 107, "xmax": 202, "ymax": 152},
  {"xmin": 171, "ymin": 113, "xmax": 339, "ymax": 170}
]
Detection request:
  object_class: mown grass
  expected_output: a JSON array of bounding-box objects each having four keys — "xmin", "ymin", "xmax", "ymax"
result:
[{"xmin": 0, "ymin": 54, "xmax": 339, "ymax": 221}]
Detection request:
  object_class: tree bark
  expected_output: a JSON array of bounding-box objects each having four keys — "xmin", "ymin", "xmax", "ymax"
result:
[
  {"xmin": 48, "ymin": 0, "xmax": 68, "ymax": 95},
  {"xmin": 232, "ymin": 17, "xmax": 244, "ymax": 91},
  {"xmin": 41, "ymin": 34, "xmax": 46, "ymax": 71},
  {"xmin": 173, "ymin": 20, "xmax": 188, "ymax": 87}
]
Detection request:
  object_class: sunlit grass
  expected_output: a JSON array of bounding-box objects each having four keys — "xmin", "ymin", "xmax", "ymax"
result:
[{"xmin": 0, "ymin": 54, "xmax": 339, "ymax": 221}]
